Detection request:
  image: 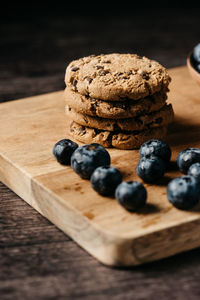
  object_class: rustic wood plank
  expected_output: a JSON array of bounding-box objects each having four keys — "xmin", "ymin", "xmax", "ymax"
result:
[
  {"xmin": 1, "ymin": 180, "xmax": 200, "ymax": 300},
  {"xmin": 1, "ymin": 9, "xmax": 200, "ymax": 299},
  {"xmin": 1, "ymin": 66, "xmax": 200, "ymax": 267}
]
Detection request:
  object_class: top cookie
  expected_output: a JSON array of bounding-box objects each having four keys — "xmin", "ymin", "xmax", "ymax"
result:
[{"xmin": 65, "ymin": 53, "xmax": 171, "ymax": 101}]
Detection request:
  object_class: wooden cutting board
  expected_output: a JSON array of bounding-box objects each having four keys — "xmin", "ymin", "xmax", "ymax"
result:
[{"xmin": 1, "ymin": 66, "xmax": 200, "ymax": 267}]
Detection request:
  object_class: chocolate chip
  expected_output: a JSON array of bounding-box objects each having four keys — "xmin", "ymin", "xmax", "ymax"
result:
[
  {"xmin": 94, "ymin": 128, "xmax": 102, "ymax": 135},
  {"xmin": 135, "ymin": 117, "xmax": 143, "ymax": 125},
  {"xmin": 142, "ymin": 73, "xmax": 150, "ymax": 80},
  {"xmin": 115, "ymin": 102, "xmax": 127, "ymax": 109},
  {"xmin": 149, "ymin": 95, "xmax": 156, "ymax": 103},
  {"xmin": 91, "ymin": 102, "xmax": 97, "ymax": 113},
  {"xmin": 99, "ymin": 70, "xmax": 109, "ymax": 76},
  {"xmin": 107, "ymin": 132, "xmax": 113, "ymax": 144},
  {"xmin": 155, "ymin": 117, "xmax": 163, "ymax": 124},
  {"xmin": 119, "ymin": 96, "xmax": 127, "ymax": 100},
  {"xmin": 85, "ymin": 77, "xmax": 93, "ymax": 84},
  {"xmin": 121, "ymin": 135, "xmax": 131, "ymax": 142},
  {"xmin": 96, "ymin": 65, "xmax": 103, "ymax": 69},
  {"xmin": 71, "ymin": 66, "xmax": 79, "ymax": 71},
  {"xmin": 78, "ymin": 125, "xmax": 86, "ymax": 134},
  {"xmin": 113, "ymin": 123, "xmax": 121, "ymax": 131},
  {"xmin": 83, "ymin": 117, "xmax": 88, "ymax": 124},
  {"xmin": 102, "ymin": 60, "xmax": 111, "ymax": 63}
]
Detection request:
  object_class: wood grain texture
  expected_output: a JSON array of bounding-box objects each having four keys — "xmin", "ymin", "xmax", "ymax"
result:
[
  {"xmin": 2, "ymin": 177, "xmax": 200, "ymax": 300},
  {"xmin": 1, "ymin": 9, "xmax": 200, "ymax": 299},
  {"xmin": 1, "ymin": 9, "xmax": 199, "ymax": 102},
  {"xmin": 1, "ymin": 66, "xmax": 200, "ymax": 267}
]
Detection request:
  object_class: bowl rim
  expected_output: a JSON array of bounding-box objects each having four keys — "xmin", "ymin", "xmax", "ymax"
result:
[{"xmin": 187, "ymin": 51, "xmax": 200, "ymax": 84}]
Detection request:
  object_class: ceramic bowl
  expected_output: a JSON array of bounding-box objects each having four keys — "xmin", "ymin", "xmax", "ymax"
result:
[{"xmin": 187, "ymin": 52, "xmax": 200, "ymax": 86}]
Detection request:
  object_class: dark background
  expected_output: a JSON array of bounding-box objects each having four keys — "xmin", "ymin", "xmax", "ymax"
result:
[
  {"xmin": 1, "ymin": 3, "xmax": 200, "ymax": 299},
  {"xmin": 1, "ymin": 2, "xmax": 200, "ymax": 102}
]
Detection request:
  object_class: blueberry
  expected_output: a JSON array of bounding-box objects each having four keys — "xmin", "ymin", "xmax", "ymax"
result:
[
  {"xmin": 188, "ymin": 162, "xmax": 200, "ymax": 182},
  {"xmin": 53, "ymin": 139, "xmax": 78, "ymax": 165},
  {"xmin": 176, "ymin": 148, "xmax": 200, "ymax": 174},
  {"xmin": 115, "ymin": 181, "xmax": 147, "ymax": 211},
  {"xmin": 136, "ymin": 155, "xmax": 166, "ymax": 183},
  {"xmin": 193, "ymin": 43, "xmax": 200, "ymax": 63},
  {"xmin": 139, "ymin": 139, "xmax": 171, "ymax": 162},
  {"xmin": 71, "ymin": 143, "xmax": 111, "ymax": 179},
  {"xmin": 167, "ymin": 175, "xmax": 200, "ymax": 210},
  {"xmin": 91, "ymin": 166, "xmax": 122, "ymax": 196}
]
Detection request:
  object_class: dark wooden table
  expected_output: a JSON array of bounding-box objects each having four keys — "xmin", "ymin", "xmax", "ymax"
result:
[{"xmin": 1, "ymin": 6, "xmax": 200, "ymax": 299}]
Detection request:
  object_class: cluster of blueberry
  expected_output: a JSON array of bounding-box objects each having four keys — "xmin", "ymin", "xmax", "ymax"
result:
[
  {"xmin": 53, "ymin": 140, "xmax": 146, "ymax": 211},
  {"xmin": 192, "ymin": 43, "xmax": 200, "ymax": 73},
  {"xmin": 53, "ymin": 139, "xmax": 200, "ymax": 212},
  {"xmin": 136, "ymin": 142, "xmax": 200, "ymax": 210},
  {"xmin": 137, "ymin": 140, "xmax": 171, "ymax": 183},
  {"xmin": 168, "ymin": 149, "xmax": 200, "ymax": 210}
]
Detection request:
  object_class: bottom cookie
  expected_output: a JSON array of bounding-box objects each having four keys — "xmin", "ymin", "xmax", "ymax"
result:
[{"xmin": 69, "ymin": 121, "xmax": 168, "ymax": 150}]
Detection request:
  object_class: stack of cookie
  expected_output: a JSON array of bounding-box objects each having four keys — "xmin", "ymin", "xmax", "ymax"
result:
[{"xmin": 64, "ymin": 53, "xmax": 174, "ymax": 150}]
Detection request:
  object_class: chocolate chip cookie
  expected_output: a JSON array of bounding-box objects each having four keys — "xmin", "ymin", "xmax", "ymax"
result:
[
  {"xmin": 69, "ymin": 121, "xmax": 168, "ymax": 150},
  {"xmin": 66, "ymin": 104, "xmax": 174, "ymax": 132},
  {"xmin": 65, "ymin": 53, "xmax": 171, "ymax": 101},
  {"xmin": 64, "ymin": 87, "xmax": 168, "ymax": 119}
]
